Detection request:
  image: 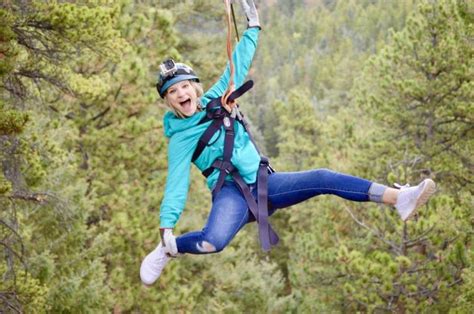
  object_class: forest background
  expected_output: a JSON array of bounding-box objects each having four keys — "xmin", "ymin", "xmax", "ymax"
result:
[{"xmin": 0, "ymin": 0, "xmax": 472, "ymax": 312}]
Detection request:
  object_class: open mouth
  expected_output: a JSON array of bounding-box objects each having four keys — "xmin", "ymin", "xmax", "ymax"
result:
[{"xmin": 179, "ymin": 99, "xmax": 191, "ymax": 109}]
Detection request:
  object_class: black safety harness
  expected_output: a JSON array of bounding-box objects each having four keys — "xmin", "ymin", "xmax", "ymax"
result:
[{"xmin": 192, "ymin": 80, "xmax": 279, "ymax": 251}]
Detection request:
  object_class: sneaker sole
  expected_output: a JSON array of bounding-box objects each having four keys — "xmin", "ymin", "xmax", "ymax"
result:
[{"xmin": 404, "ymin": 179, "xmax": 436, "ymax": 221}]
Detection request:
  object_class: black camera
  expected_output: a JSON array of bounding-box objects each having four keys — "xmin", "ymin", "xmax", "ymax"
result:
[{"xmin": 160, "ymin": 59, "xmax": 177, "ymax": 78}]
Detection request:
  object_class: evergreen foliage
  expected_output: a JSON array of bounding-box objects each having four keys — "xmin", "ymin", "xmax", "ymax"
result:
[{"xmin": 1, "ymin": 1, "xmax": 124, "ymax": 311}]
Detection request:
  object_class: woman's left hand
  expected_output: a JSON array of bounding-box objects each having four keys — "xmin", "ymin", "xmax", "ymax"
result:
[{"xmin": 238, "ymin": 0, "xmax": 260, "ymax": 29}]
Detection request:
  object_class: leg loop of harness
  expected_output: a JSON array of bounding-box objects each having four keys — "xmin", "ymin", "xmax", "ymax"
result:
[
  {"xmin": 257, "ymin": 156, "xmax": 279, "ymax": 250},
  {"xmin": 210, "ymin": 160, "xmax": 235, "ymax": 175},
  {"xmin": 231, "ymin": 170, "xmax": 279, "ymax": 251},
  {"xmin": 206, "ymin": 157, "xmax": 279, "ymax": 251}
]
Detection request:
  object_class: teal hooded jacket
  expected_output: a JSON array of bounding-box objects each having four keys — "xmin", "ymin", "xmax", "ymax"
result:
[{"xmin": 160, "ymin": 28, "xmax": 261, "ymax": 228}]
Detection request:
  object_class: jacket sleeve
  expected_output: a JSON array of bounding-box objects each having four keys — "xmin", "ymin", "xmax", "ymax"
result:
[
  {"xmin": 202, "ymin": 27, "xmax": 260, "ymax": 103},
  {"xmin": 159, "ymin": 135, "xmax": 194, "ymax": 228}
]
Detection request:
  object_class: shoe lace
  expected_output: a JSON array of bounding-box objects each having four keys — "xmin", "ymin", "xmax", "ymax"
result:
[{"xmin": 394, "ymin": 183, "xmax": 410, "ymax": 189}]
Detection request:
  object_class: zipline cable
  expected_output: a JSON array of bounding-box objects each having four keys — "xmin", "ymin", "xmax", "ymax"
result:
[
  {"xmin": 221, "ymin": 0, "xmax": 237, "ymax": 113},
  {"xmin": 231, "ymin": 3, "xmax": 240, "ymax": 42}
]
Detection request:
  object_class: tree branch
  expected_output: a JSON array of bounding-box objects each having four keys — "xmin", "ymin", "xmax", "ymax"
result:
[
  {"xmin": 343, "ymin": 205, "xmax": 402, "ymax": 255},
  {"xmin": 0, "ymin": 292, "xmax": 22, "ymax": 314}
]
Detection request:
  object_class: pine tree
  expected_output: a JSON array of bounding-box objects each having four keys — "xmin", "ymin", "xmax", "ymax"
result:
[
  {"xmin": 357, "ymin": 0, "xmax": 473, "ymax": 190},
  {"xmin": 323, "ymin": 0, "xmax": 473, "ymax": 311},
  {"xmin": 267, "ymin": 0, "xmax": 472, "ymax": 311},
  {"xmin": 1, "ymin": 1, "xmax": 123, "ymax": 311},
  {"xmin": 273, "ymin": 88, "xmax": 321, "ymax": 171}
]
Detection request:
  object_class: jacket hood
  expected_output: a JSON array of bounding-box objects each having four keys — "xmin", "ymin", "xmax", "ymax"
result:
[{"xmin": 163, "ymin": 110, "xmax": 206, "ymax": 138}]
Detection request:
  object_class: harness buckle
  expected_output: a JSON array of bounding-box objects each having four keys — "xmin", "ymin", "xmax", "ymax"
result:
[
  {"xmin": 235, "ymin": 108, "xmax": 243, "ymax": 121},
  {"xmin": 230, "ymin": 107, "xmax": 237, "ymax": 119},
  {"xmin": 212, "ymin": 159, "xmax": 235, "ymax": 174},
  {"xmin": 223, "ymin": 116, "xmax": 231, "ymax": 128},
  {"xmin": 259, "ymin": 156, "xmax": 269, "ymax": 165},
  {"xmin": 230, "ymin": 107, "xmax": 244, "ymax": 121}
]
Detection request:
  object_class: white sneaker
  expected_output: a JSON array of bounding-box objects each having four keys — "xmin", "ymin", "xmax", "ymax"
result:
[
  {"xmin": 140, "ymin": 243, "xmax": 170, "ymax": 285},
  {"xmin": 395, "ymin": 178, "xmax": 436, "ymax": 221}
]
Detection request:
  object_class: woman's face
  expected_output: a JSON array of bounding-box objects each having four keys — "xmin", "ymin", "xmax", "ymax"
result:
[{"xmin": 165, "ymin": 80, "xmax": 198, "ymax": 117}]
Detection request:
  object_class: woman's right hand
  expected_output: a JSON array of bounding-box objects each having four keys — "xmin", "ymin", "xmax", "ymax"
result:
[
  {"xmin": 160, "ymin": 228, "xmax": 178, "ymax": 257},
  {"xmin": 238, "ymin": 0, "xmax": 260, "ymax": 29}
]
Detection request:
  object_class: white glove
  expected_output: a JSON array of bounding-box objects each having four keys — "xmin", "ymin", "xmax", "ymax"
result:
[
  {"xmin": 161, "ymin": 228, "xmax": 178, "ymax": 257},
  {"xmin": 239, "ymin": 0, "xmax": 260, "ymax": 29}
]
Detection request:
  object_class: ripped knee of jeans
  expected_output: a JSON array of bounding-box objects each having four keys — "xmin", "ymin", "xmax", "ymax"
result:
[{"xmin": 196, "ymin": 241, "xmax": 217, "ymax": 253}]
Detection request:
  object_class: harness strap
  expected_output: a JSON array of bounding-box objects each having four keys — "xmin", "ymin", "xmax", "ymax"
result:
[
  {"xmin": 193, "ymin": 80, "xmax": 254, "ymax": 163},
  {"xmin": 202, "ymin": 80, "xmax": 254, "ymax": 119},
  {"xmin": 192, "ymin": 79, "xmax": 279, "ymax": 251},
  {"xmin": 213, "ymin": 116, "xmax": 235, "ymax": 194},
  {"xmin": 256, "ymin": 156, "xmax": 277, "ymax": 250},
  {"xmin": 192, "ymin": 119, "xmax": 222, "ymax": 162},
  {"xmin": 203, "ymin": 156, "xmax": 279, "ymax": 251},
  {"xmin": 230, "ymin": 166, "xmax": 279, "ymax": 251},
  {"xmin": 227, "ymin": 80, "xmax": 254, "ymax": 102}
]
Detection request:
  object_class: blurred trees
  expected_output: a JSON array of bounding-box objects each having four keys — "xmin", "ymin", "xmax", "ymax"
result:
[
  {"xmin": 272, "ymin": 0, "xmax": 472, "ymax": 312},
  {"xmin": 348, "ymin": 1, "xmax": 472, "ymax": 311},
  {"xmin": 1, "ymin": 1, "xmax": 123, "ymax": 311}
]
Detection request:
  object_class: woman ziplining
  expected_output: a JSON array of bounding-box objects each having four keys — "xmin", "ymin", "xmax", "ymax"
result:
[{"xmin": 140, "ymin": 0, "xmax": 436, "ymax": 286}]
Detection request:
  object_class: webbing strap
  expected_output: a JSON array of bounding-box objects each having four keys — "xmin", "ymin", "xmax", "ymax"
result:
[
  {"xmin": 205, "ymin": 155, "xmax": 279, "ymax": 251},
  {"xmin": 192, "ymin": 119, "xmax": 222, "ymax": 162},
  {"xmin": 227, "ymin": 80, "xmax": 254, "ymax": 102},
  {"xmin": 213, "ymin": 116, "xmax": 235, "ymax": 194},
  {"xmin": 191, "ymin": 77, "xmax": 279, "ymax": 251},
  {"xmin": 232, "ymin": 168, "xmax": 279, "ymax": 251},
  {"xmin": 193, "ymin": 80, "xmax": 254, "ymax": 163},
  {"xmin": 256, "ymin": 156, "xmax": 277, "ymax": 250}
]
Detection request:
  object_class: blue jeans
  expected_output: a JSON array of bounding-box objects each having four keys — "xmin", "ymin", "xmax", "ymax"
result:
[{"xmin": 176, "ymin": 169, "xmax": 377, "ymax": 254}]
